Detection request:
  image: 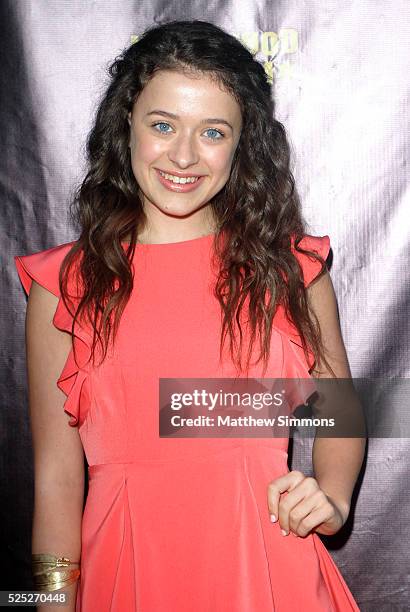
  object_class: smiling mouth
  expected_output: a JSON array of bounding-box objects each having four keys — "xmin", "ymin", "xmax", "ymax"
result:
[{"xmin": 157, "ymin": 169, "xmax": 203, "ymax": 184}]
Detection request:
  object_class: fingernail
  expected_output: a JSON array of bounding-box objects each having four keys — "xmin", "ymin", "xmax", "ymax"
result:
[
  {"xmin": 270, "ymin": 514, "xmax": 277, "ymax": 523},
  {"xmin": 281, "ymin": 529, "xmax": 288, "ymax": 536}
]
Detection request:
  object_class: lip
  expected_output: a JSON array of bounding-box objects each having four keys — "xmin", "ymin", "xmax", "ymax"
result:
[
  {"xmin": 154, "ymin": 168, "xmax": 206, "ymax": 193},
  {"xmin": 155, "ymin": 168, "xmax": 205, "ymax": 178}
]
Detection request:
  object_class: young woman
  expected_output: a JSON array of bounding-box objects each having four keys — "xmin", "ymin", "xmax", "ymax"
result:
[{"xmin": 15, "ymin": 20, "xmax": 365, "ymax": 611}]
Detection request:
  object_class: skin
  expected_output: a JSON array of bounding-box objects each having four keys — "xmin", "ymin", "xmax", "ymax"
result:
[{"xmin": 127, "ymin": 69, "xmax": 242, "ymax": 244}]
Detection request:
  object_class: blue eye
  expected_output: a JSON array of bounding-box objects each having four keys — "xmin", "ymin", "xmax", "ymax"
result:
[
  {"xmin": 151, "ymin": 122, "xmax": 224, "ymax": 139},
  {"xmin": 205, "ymin": 128, "xmax": 224, "ymax": 140},
  {"xmin": 153, "ymin": 122, "xmax": 172, "ymax": 134}
]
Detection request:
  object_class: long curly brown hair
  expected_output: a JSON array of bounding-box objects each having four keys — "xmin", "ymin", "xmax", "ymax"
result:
[{"xmin": 59, "ymin": 20, "xmax": 334, "ymax": 377}]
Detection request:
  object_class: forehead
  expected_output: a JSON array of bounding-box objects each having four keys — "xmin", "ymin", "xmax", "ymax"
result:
[{"xmin": 133, "ymin": 69, "xmax": 242, "ymax": 122}]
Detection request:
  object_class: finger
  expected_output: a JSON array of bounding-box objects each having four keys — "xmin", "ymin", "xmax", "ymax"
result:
[
  {"xmin": 295, "ymin": 503, "xmax": 335, "ymax": 538},
  {"xmin": 267, "ymin": 470, "xmax": 305, "ymax": 528},
  {"xmin": 277, "ymin": 476, "xmax": 320, "ymax": 536},
  {"xmin": 287, "ymin": 489, "xmax": 328, "ymax": 536}
]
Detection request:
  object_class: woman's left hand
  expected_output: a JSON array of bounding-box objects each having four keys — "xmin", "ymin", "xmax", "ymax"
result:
[{"xmin": 267, "ymin": 470, "xmax": 349, "ymax": 538}]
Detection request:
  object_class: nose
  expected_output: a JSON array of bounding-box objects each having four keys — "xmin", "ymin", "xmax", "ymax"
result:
[{"xmin": 167, "ymin": 131, "xmax": 199, "ymax": 168}]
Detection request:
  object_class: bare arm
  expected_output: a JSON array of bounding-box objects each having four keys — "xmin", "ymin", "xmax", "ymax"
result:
[
  {"xmin": 26, "ymin": 280, "xmax": 85, "ymax": 611},
  {"xmin": 307, "ymin": 271, "xmax": 366, "ymax": 523}
]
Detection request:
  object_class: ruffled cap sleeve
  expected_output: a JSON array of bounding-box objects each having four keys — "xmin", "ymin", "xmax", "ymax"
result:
[
  {"xmin": 14, "ymin": 242, "xmax": 92, "ymax": 427},
  {"xmin": 290, "ymin": 234, "xmax": 330, "ymax": 287},
  {"xmin": 272, "ymin": 234, "xmax": 331, "ymax": 392},
  {"xmin": 14, "ymin": 242, "xmax": 71, "ymax": 298}
]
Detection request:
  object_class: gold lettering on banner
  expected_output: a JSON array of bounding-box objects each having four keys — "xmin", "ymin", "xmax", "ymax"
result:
[
  {"xmin": 232, "ymin": 29, "xmax": 298, "ymax": 82},
  {"xmin": 260, "ymin": 31, "xmax": 279, "ymax": 56},
  {"xmin": 240, "ymin": 31, "xmax": 259, "ymax": 54},
  {"xmin": 130, "ymin": 28, "xmax": 298, "ymax": 83}
]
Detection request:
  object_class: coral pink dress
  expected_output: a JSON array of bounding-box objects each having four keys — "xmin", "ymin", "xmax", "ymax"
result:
[{"xmin": 15, "ymin": 233, "xmax": 360, "ymax": 611}]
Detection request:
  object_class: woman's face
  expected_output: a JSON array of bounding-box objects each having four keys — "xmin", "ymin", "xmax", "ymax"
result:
[{"xmin": 127, "ymin": 69, "xmax": 242, "ymax": 236}]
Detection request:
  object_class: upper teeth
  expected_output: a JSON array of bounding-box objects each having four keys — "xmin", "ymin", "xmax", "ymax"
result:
[{"xmin": 159, "ymin": 170, "xmax": 200, "ymax": 184}]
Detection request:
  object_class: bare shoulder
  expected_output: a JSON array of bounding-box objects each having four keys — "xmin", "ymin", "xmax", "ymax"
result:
[
  {"xmin": 306, "ymin": 269, "xmax": 338, "ymax": 315},
  {"xmin": 306, "ymin": 271, "xmax": 352, "ymax": 379},
  {"xmin": 26, "ymin": 279, "xmax": 72, "ymax": 362}
]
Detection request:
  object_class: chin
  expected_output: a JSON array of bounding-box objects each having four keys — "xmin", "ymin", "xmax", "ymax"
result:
[
  {"xmin": 151, "ymin": 197, "xmax": 205, "ymax": 214},
  {"xmin": 158, "ymin": 205, "xmax": 203, "ymax": 217}
]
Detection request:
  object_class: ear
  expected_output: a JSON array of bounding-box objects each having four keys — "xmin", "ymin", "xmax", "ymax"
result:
[{"xmin": 127, "ymin": 112, "xmax": 132, "ymax": 126}]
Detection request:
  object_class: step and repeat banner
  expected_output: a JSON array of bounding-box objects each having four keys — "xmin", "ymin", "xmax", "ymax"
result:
[{"xmin": 2, "ymin": 1, "xmax": 409, "ymax": 609}]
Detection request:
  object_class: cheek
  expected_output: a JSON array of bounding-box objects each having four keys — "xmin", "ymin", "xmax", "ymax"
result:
[
  {"xmin": 206, "ymin": 146, "xmax": 236, "ymax": 176},
  {"xmin": 130, "ymin": 132, "xmax": 165, "ymax": 166}
]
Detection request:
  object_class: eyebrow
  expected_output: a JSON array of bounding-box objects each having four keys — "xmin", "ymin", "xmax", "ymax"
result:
[{"xmin": 145, "ymin": 109, "xmax": 233, "ymax": 130}]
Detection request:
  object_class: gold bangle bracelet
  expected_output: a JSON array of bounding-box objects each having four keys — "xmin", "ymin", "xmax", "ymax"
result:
[{"xmin": 32, "ymin": 554, "xmax": 80, "ymax": 592}]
